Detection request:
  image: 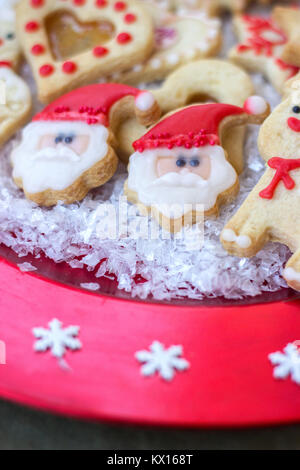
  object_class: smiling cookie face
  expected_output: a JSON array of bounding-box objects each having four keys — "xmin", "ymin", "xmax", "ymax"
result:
[
  {"xmin": 0, "ymin": 4, "xmax": 20, "ymax": 69},
  {"xmin": 258, "ymin": 82, "xmax": 300, "ymax": 160}
]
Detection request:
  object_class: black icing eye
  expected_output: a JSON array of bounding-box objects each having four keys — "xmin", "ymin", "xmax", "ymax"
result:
[
  {"xmin": 55, "ymin": 135, "xmax": 64, "ymax": 144},
  {"xmin": 190, "ymin": 157, "xmax": 200, "ymax": 167},
  {"xmin": 64, "ymin": 135, "xmax": 74, "ymax": 144},
  {"xmin": 293, "ymin": 106, "xmax": 300, "ymax": 114},
  {"xmin": 6, "ymin": 33, "xmax": 14, "ymax": 40},
  {"xmin": 176, "ymin": 157, "xmax": 186, "ymax": 168}
]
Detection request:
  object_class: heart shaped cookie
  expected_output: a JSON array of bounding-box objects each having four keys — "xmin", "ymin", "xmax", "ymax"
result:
[
  {"xmin": 16, "ymin": 0, "xmax": 154, "ymax": 103},
  {"xmin": 108, "ymin": 3, "xmax": 221, "ymax": 84}
]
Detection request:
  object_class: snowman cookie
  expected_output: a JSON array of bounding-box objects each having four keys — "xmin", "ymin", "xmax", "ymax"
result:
[
  {"xmin": 11, "ymin": 83, "xmax": 160, "ymax": 206},
  {"xmin": 0, "ymin": 64, "xmax": 31, "ymax": 148},
  {"xmin": 116, "ymin": 59, "xmax": 255, "ymax": 176},
  {"xmin": 0, "ymin": 0, "xmax": 21, "ymax": 69},
  {"xmin": 229, "ymin": 14, "xmax": 299, "ymax": 93},
  {"xmin": 108, "ymin": 3, "xmax": 221, "ymax": 85},
  {"xmin": 125, "ymin": 98, "xmax": 269, "ymax": 233},
  {"xmin": 16, "ymin": 0, "xmax": 154, "ymax": 103},
  {"xmin": 221, "ymin": 80, "xmax": 300, "ymax": 293}
]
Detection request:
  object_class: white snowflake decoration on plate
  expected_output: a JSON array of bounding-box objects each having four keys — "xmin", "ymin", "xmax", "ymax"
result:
[
  {"xmin": 32, "ymin": 318, "xmax": 82, "ymax": 359},
  {"xmin": 269, "ymin": 343, "xmax": 300, "ymax": 385},
  {"xmin": 135, "ymin": 341, "xmax": 189, "ymax": 381}
]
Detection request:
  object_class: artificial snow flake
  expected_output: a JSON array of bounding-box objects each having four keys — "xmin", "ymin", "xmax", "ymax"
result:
[
  {"xmin": 135, "ymin": 341, "xmax": 189, "ymax": 381},
  {"xmin": 32, "ymin": 318, "xmax": 82, "ymax": 359},
  {"xmin": 269, "ymin": 343, "xmax": 300, "ymax": 385}
]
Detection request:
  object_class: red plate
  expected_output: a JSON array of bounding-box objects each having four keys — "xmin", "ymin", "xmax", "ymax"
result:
[{"xmin": 0, "ymin": 243, "xmax": 300, "ymax": 428}]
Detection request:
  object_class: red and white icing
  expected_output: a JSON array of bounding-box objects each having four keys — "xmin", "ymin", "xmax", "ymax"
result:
[
  {"xmin": 259, "ymin": 157, "xmax": 300, "ymax": 200},
  {"xmin": 133, "ymin": 102, "xmax": 263, "ymax": 153},
  {"xmin": 237, "ymin": 15, "xmax": 299, "ymax": 79}
]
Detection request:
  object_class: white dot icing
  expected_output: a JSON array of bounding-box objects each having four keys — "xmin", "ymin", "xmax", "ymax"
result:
[
  {"xmin": 135, "ymin": 92, "xmax": 155, "ymax": 112},
  {"xmin": 245, "ymin": 96, "xmax": 267, "ymax": 115},
  {"xmin": 284, "ymin": 267, "xmax": 300, "ymax": 283},
  {"xmin": 151, "ymin": 58, "xmax": 162, "ymax": 69},
  {"xmin": 222, "ymin": 229, "xmax": 252, "ymax": 248}
]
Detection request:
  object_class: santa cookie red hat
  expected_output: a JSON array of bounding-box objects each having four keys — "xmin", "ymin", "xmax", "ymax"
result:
[
  {"xmin": 133, "ymin": 97, "xmax": 268, "ymax": 152},
  {"xmin": 33, "ymin": 84, "xmax": 158, "ymax": 127}
]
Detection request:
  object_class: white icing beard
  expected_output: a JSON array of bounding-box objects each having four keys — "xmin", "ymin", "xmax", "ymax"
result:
[
  {"xmin": 0, "ymin": 67, "xmax": 29, "ymax": 104},
  {"xmin": 127, "ymin": 146, "xmax": 237, "ymax": 218},
  {"xmin": 11, "ymin": 121, "xmax": 109, "ymax": 194}
]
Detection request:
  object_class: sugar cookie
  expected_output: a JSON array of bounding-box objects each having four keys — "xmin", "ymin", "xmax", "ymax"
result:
[
  {"xmin": 125, "ymin": 98, "xmax": 269, "ymax": 232},
  {"xmin": 272, "ymin": 6, "xmax": 300, "ymax": 68},
  {"xmin": 108, "ymin": 3, "xmax": 221, "ymax": 85},
  {"xmin": 221, "ymin": 80, "xmax": 300, "ymax": 292},
  {"xmin": 16, "ymin": 0, "xmax": 154, "ymax": 103},
  {"xmin": 0, "ymin": 0, "xmax": 21, "ymax": 69},
  {"xmin": 116, "ymin": 59, "xmax": 255, "ymax": 175},
  {"xmin": 229, "ymin": 14, "xmax": 299, "ymax": 93},
  {"xmin": 0, "ymin": 63, "xmax": 31, "ymax": 148},
  {"xmin": 11, "ymin": 84, "xmax": 160, "ymax": 206}
]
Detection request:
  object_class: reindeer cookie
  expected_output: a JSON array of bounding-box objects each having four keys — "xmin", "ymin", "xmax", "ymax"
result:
[
  {"xmin": 229, "ymin": 14, "xmax": 299, "ymax": 93},
  {"xmin": 116, "ymin": 59, "xmax": 255, "ymax": 176},
  {"xmin": 16, "ymin": 0, "xmax": 154, "ymax": 103},
  {"xmin": 125, "ymin": 98, "xmax": 269, "ymax": 232},
  {"xmin": 0, "ymin": 0, "xmax": 21, "ymax": 69},
  {"xmin": 11, "ymin": 83, "xmax": 160, "ymax": 206},
  {"xmin": 109, "ymin": 3, "xmax": 221, "ymax": 85},
  {"xmin": 221, "ymin": 80, "xmax": 300, "ymax": 293},
  {"xmin": 0, "ymin": 64, "xmax": 31, "ymax": 147}
]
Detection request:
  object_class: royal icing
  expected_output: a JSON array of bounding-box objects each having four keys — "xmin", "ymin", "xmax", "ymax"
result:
[
  {"xmin": 236, "ymin": 15, "xmax": 300, "ymax": 81},
  {"xmin": 128, "ymin": 146, "xmax": 237, "ymax": 217},
  {"xmin": 12, "ymin": 121, "xmax": 109, "ymax": 193},
  {"xmin": 135, "ymin": 91, "xmax": 156, "ymax": 112},
  {"xmin": 221, "ymin": 228, "xmax": 252, "ymax": 249},
  {"xmin": 284, "ymin": 267, "xmax": 300, "ymax": 283},
  {"xmin": 259, "ymin": 157, "xmax": 300, "ymax": 200},
  {"xmin": 0, "ymin": 66, "xmax": 29, "ymax": 103},
  {"xmin": 244, "ymin": 96, "xmax": 267, "ymax": 116}
]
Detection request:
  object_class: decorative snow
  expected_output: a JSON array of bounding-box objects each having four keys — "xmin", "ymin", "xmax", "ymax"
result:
[
  {"xmin": 135, "ymin": 341, "xmax": 190, "ymax": 381},
  {"xmin": 269, "ymin": 343, "xmax": 300, "ymax": 385},
  {"xmin": 0, "ymin": 6, "xmax": 290, "ymax": 301},
  {"xmin": 17, "ymin": 262, "xmax": 37, "ymax": 272},
  {"xmin": 80, "ymin": 282, "xmax": 100, "ymax": 291},
  {"xmin": 32, "ymin": 318, "xmax": 82, "ymax": 358}
]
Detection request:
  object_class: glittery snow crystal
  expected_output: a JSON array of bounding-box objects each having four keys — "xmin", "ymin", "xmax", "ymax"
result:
[
  {"xmin": 33, "ymin": 319, "xmax": 82, "ymax": 358},
  {"xmin": 135, "ymin": 341, "xmax": 190, "ymax": 381},
  {"xmin": 269, "ymin": 343, "xmax": 300, "ymax": 385}
]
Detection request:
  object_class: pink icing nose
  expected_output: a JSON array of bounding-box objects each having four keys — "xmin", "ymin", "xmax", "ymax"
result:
[{"xmin": 0, "ymin": 39, "xmax": 3, "ymax": 46}]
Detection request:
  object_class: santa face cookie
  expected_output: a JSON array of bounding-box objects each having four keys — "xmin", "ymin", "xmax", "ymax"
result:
[
  {"xmin": 109, "ymin": 3, "xmax": 221, "ymax": 85},
  {"xmin": 125, "ymin": 99, "xmax": 269, "ymax": 232},
  {"xmin": 11, "ymin": 83, "xmax": 160, "ymax": 206},
  {"xmin": 0, "ymin": 64, "xmax": 31, "ymax": 147},
  {"xmin": 0, "ymin": 1, "xmax": 20, "ymax": 69},
  {"xmin": 221, "ymin": 80, "xmax": 300, "ymax": 293},
  {"xmin": 16, "ymin": 0, "xmax": 154, "ymax": 103},
  {"xmin": 117, "ymin": 59, "xmax": 255, "ymax": 176},
  {"xmin": 229, "ymin": 15, "xmax": 299, "ymax": 93}
]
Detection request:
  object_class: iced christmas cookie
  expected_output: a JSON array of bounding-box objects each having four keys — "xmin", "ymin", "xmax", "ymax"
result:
[
  {"xmin": 229, "ymin": 15, "xmax": 299, "ymax": 93},
  {"xmin": 108, "ymin": 3, "xmax": 221, "ymax": 85},
  {"xmin": 116, "ymin": 59, "xmax": 255, "ymax": 175},
  {"xmin": 0, "ymin": 63, "xmax": 31, "ymax": 147},
  {"xmin": 221, "ymin": 80, "xmax": 300, "ymax": 292},
  {"xmin": 0, "ymin": 0, "xmax": 21, "ymax": 69},
  {"xmin": 272, "ymin": 6, "xmax": 300, "ymax": 68},
  {"xmin": 125, "ymin": 98, "xmax": 269, "ymax": 232},
  {"xmin": 16, "ymin": 0, "xmax": 154, "ymax": 103},
  {"xmin": 11, "ymin": 83, "xmax": 160, "ymax": 206}
]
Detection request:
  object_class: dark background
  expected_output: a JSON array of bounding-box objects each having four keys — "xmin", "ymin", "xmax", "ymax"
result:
[{"xmin": 0, "ymin": 399, "xmax": 300, "ymax": 450}]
